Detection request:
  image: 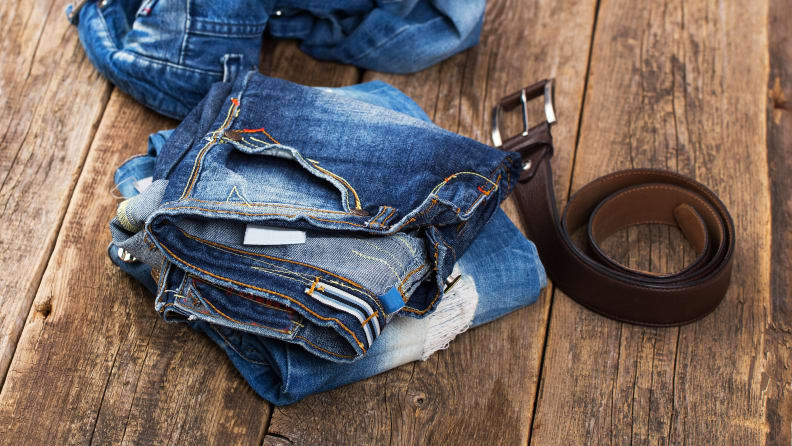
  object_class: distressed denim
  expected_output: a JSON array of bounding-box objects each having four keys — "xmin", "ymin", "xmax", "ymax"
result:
[
  {"xmin": 67, "ymin": 0, "xmax": 486, "ymax": 119},
  {"xmin": 110, "ymin": 71, "xmax": 523, "ymax": 362},
  {"xmin": 109, "ymin": 79, "xmax": 544, "ymax": 404}
]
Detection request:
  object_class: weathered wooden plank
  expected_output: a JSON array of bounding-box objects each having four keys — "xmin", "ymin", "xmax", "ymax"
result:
[
  {"xmin": 764, "ymin": 0, "xmax": 792, "ymax": 443},
  {"xmin": 0, "ymin": 90, "xmax": 271, "ymax": 445},
  {"xmin": 0, "ymin": 0, "xmax": 112, "ymax": 383},
  {"xmin": 531, "ymin": 0, "xmax": 771, "ymax": 444},
  {"xmin": 264, "ymin": 0, "xmax": 599, "ymax": 444},
  {"xmin": 0, "ymin": 36, "xmax": 359, "ymax": 444}
]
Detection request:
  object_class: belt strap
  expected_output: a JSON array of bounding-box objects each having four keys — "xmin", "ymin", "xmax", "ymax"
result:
[{"xmin": 493, "ymin": 80, "xmax": 735, "ymax": 326}]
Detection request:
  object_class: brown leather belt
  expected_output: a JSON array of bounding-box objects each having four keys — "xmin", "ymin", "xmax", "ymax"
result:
[{"xmin": 492, "ymin": 80, "xmax": 735, "ymax": 326}]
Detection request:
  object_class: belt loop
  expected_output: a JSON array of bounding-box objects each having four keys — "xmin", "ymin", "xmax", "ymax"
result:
[{"xmin": 221, "ymin": 54, "xmax": 246, "ymax": 83}]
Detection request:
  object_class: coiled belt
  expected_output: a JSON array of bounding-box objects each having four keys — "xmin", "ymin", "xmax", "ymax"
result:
[{"xmin": 492, "ymin": 80, "xmax": 735, "ymax": 326}]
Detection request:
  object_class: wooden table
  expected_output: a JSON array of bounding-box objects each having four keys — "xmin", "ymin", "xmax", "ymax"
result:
[{"xmin": 0, "ymin": 0, "xmax": 788, "ymax": 444}]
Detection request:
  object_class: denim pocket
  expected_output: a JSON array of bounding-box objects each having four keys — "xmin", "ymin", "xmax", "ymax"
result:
[{"xmin": 223, "ymin": 136, "xmax": 364, "ymax": 214}]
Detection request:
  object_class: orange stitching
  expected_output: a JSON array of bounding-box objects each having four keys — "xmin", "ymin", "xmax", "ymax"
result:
[
  {"xmin": 181, "ymin": 198, "xmax": 352, "ymax": 215},
  {"xmin": 310, "ymin": 162, "xmax": 362, "ymax": 210},
  {"xmin": 398, "ymin": 264, "xmax": 427, "ymax": 302},
  {"xmin": 464, "ymin": 173, "xmax": 501, "ymax": 215},
  {"xmin": 295, "ymin": 335, "xmax": 356, "ymax": 359},
  {"xmin": 441, "ymin": 241, "xmax": 457, "ymax": 264},
  {"xmin": 200, "ymin": 279, "xmax": 297, "ymax": 315},
  {"xmin": 381, "ymin": 208, "xmax": 396, "ymax": 226},
  {"xmin": 237, "ymin": 127, "xmax": 280, "ymax": 144},
  {"xmin": 198, "ymin": 291, "xmax": 292, "ymax": 334},
  {"xmin": 307, "ymin": 215, "xmax": 369, "ymax": 228},
  {"xmin": 176, "ymin": 229, "xmax": 371, "ymax": 294},
  {"xmin": 153, "ymin": 239, "xmax": 366, "ymax": 352},
  {"xmin": 403, "ymin": 289, "xmax": 442, "ymax": 315},
  {"xmin": 477, "ymin": 185, "xmax": 491, "ymax": 195},
  {"xmin": 162, "ymin": 205, "xmax": 371, "ymax": 228},
  {"xmin": 400, "ymin": 264, "xmax": 426, "ymax": 287},
  {"xmin": 361, "ymin": 311, "xmax": 378, "ymax": 327},
  {"xmin": 369, "ymin": 207, "xmax": 386, "ymax": 225},
  {"xmin": 307, "ymin": 277, "xmax": 320, "ymax": 295},
  {"xmin": 181, "ymin": 99, "xmax": 239, "ymax": 199}
]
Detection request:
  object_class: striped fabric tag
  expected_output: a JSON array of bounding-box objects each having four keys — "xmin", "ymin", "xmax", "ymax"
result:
[{"xmin": 306, "ymin": 282, "xmax": 381, "ymax": 347}]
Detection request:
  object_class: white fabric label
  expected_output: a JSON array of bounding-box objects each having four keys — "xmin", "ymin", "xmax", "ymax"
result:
[
  {"xmin": 133, "ymin": 176, "xmax": 153, "ymax": 193},
  {"xmin": 244, "ymin": 224, "xmax": 306, "ymax": 245}
]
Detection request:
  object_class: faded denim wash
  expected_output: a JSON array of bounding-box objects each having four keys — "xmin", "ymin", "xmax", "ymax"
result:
[
  {"xmin": 110, "ymin": 71, "xmax": 523, "ymax": 362},
  {"xmin": 68, "ymin": 0, "xmax": 486, "ymax": 118},
  {"xmin": 110, "ymin": 80, "xmax": 545, "ymax": 404}
]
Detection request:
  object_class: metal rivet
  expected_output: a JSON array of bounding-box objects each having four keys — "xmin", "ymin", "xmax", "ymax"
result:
[
  {"xmin": 117, "ymin": 247, "xmax": 137, "ymax": 263},
  {"xmin": 273, "ymin": 9, "xmax": 283, "ymax": 16},
  {"xmin": 522, "ymin": 160, "xmax": 532, "ymax": 171},
  {"xmin": 223, "ymin": 130, "xmax": 243, "ymax": 141},
  {"xmin": 444, "ymin": 275, "xmax": 462, "ymax": 293},
  {"xmin": 99, "ymin": 0, "xmax": 110, "ymax": 8}
]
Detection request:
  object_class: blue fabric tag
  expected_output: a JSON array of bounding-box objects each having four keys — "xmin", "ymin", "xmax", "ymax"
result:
[{"xmin": 380, "ymin": 287, "xmax": 405, "ymax": 314}]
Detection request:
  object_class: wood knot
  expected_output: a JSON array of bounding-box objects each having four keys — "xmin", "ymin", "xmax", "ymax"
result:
[
  {"xmin": 35, "ymin": 300, "xmax": 52, "ymax": 319},
  {"xmin": 411, "ymin": 391, "xmax": 427, "ymax": 407}
]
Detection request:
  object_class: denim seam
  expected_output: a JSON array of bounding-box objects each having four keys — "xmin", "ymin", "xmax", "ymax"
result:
[
  {"xmin": 361, "ymin": 239, "xmax": 406, "ymax": 271},
  {"xmin": 361, "ymin": 311, "xmax": 378, "ymax": 327},
  {"xmin": 174, "ymin": 228, "xmax": 375, "ymax": 298},
  {"xmin": 294, "ymin": 335, "xmax": 356, "ymax": 359},
  {"xmin": 120, "ymin": 49, "xmax": 223, "ymax": 75},
  {"xmin": 191, "ymin": 17, "xmax": 269, "ymax": 27},
  {"xmin": 345, "ymin": 23, "xmax": 412, "ymax": 64},
  {"xmin": 182, "ymin": 198, "xmax": 353, "ymax": 215},
  {"xmin": 178, "ymin": 0, "xmax": 191, "ymax": 65},
  {"xmin": 162, "ymin": 205, "xmax": 375, "ymax": 231},
  {"xmin": 203, "ymin": 277, "xmax": 300, "ymax": 316},
  {"xmin": 180, "ymin": 71, "xmax": 255, "ymax": 199},
  {"xmin": 172, "ymin": 227, "xmax": 389, "ymax": 326},
  {"xmin": 404, "ymin": 288, "xmax": 442, "ymax": 315},
  {"xmin": 221, "ymin": 134, "xmax": 360, "ymax": 211},
  {"xmin": 150, "ymin": 235, "xmax": 367, "ymax": 352},
  {"xmin": 246, "ymin": 258, "xmax": 368, "ymax": 302},
  {"xmin": 187, "ymin": 29, "xmax": 263, "ymax": 39},
  {"xmin": 95, "ymin": 5, "xmax": 123, "ymax": 51},
  {"xmin": 441, "ymin": 240, "xmax": 457, "ymax": 264},
  {"xmin": 180, "ymin": 98, "xmax": 240, "ymax": 199},
  {"xmin": 186, "ymin": 284, "xmax": 293, "ymax": 335},
  {"xmin": 209, "ymin": 325, "xmax": 271, "ymax": 365},
  {"xmin": 394, "ymin": 233, "xmax": 417, "ymax": 255},
  {"xmin": 367, "ymin": 207, "xmax": 386, "ymax": 226},
  {"xmin": 380, "ymin": 208, "xmax": 397, "ymax": 226}
]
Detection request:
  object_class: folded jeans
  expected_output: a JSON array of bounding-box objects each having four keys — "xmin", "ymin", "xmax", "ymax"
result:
[{"xmin": 109, "ymin": 78, "xmax": 545, "ymax": 403}]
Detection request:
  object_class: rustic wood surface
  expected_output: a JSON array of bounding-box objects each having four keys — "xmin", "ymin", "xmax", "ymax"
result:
[
  {"xmin": 0, "ymin": 0, "xmax": 111, "ymax": 383},
  {"xmin": 0, "ymin": 0, "xmax": 787, "ymax": 444},
  {"xmin": 263, "ymin": 0, "xmax": 597, "ymax": 443}
]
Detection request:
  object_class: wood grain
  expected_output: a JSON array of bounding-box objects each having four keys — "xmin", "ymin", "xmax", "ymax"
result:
[
  {"xmin": 0, "ymin": 89, "xmax": 271, "ymax": 445},
  {"xmin": 764, "ymin": 0, "xmax": 792, "ymax": 443},
  {"xmin": 0, "ymin": 36, "xmax": 360, "ymax": 444},
  {"xmin": 531, "ymin": 0, "xmax": 772, "ymax": 444},
  {"xmin": 0, "ymin": 0, "xmax": 112, "ymax": 383},
  {"xmin": 264, "ymin": 0, "xmax": 599, "ymax": 444}
]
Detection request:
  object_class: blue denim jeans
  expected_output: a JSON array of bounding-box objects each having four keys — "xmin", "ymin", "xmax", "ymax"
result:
[
  {"xmin": 109, "ymin": 79, "xmax": 545, "ymax": 404},
  {"xmin": 67, "ymin": 0, "xmax": 486, "ymax": 119}
]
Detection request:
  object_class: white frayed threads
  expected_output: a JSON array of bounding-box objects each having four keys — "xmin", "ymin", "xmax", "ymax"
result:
[{"xmin": 421, "ymin": 271, "xmax": 478, "ymax": 360}]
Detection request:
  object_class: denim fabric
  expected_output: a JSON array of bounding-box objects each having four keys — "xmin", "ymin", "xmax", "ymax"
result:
[
  {"xmin": 110, "ymin": 71, "xmax": 522, "ymax": 362},
  {"xmin": 67, "ymin": 0, "xmax": 486, "ymax": 119},
  {"xmin": 109, "ymin": 79, "xmax": 544, "ymax": 404}
]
